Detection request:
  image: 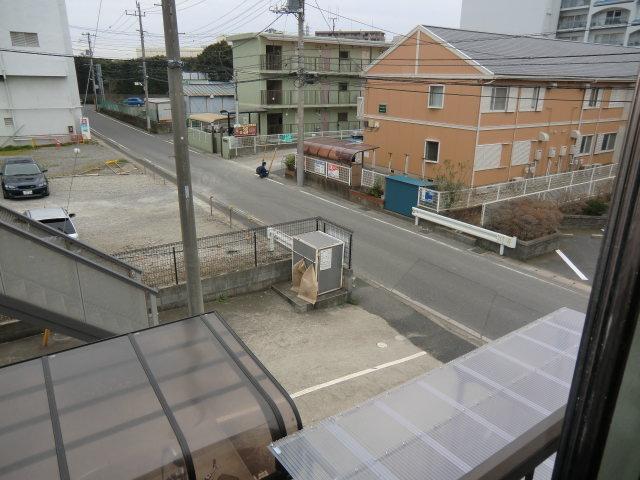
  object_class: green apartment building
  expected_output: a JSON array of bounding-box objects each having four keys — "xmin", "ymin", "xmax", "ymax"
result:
[{"xmin": 228, "ymin": 31, "xmax": 389, "ymax": 135}]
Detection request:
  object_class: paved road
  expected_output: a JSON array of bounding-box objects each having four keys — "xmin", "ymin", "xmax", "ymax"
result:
[{"xmin": 88, "ymin": 110, "xmax": 589, "ymax": 340}]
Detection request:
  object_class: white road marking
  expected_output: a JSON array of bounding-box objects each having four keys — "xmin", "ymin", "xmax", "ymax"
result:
[
  {"xmin": 556, "ymin": 249, "xmax": 588, "ymax": 281},
  {"xmin": 290, "ymin": 351, "xmax": 428, "ymax": 398}
]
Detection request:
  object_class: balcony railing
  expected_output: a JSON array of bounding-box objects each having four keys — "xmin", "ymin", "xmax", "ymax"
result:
[
  {"xmin": 558, "ymin": 18, "xmax": 588, "ymax": 30},
  {"xmin": 590, "ymin": 15, "xmax": 630, "ymax": 28},
  {"xmin": 260, "ymin": 54, "xmax": 369, "ymax": 73},
  {"xmin": 560, "ymin": 0, "xmax": 590, "ymax": 8},
  {"xmin": 261, "ymin": 89, "xmax": 360, "ymax": 106}
]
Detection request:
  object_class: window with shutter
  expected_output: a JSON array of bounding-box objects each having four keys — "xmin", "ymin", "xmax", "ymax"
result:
[
  {"xmin": 608, "ymin": 89, "xmax": 626, "ymax": 109},
  {"xmin": 474, "ymin": 144, "xmax": 503, "ymax": 171},
  {"xmin": 511, "ymin": 141, "xmax": 532, "ymax": 166}
]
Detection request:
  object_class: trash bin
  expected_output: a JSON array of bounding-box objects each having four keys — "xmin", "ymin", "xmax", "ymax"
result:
[{"xmin": 292, "ymin": 231, "xmax": 344, "ymax": 295}]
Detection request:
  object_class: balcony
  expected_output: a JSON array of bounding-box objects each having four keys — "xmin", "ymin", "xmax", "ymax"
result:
[
  {"xmin": 557, "ymin": 18, "xmax": 588, "ymax": 30},
  {"xmin": 260, "ymin": 54, "xmax": 369, "ymax": 74},
  {"xmin": 560, "ymin": 0, "xmax": 590, "ymax": 8},
  {"xmin": 261, "ymin": 89, "xmax": 360, "ymax": 106},
  {"xmin": 590, "ymin": 13, "xmax": 630, "ymax": 28}
]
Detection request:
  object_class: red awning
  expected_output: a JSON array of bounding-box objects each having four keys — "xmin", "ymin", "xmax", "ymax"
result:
[{"xmin": 303, "ymin": 137, "xmax": 378, "ymax": 163}]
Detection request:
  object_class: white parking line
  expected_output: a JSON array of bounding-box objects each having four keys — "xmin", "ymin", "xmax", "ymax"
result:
[
  {"xmin": 556, "ymin": 249, "xmax": 589, "ymax": 281},
  {"xmin": 290, "ymin": 351, "xmax": 428, "ymax": 398}
]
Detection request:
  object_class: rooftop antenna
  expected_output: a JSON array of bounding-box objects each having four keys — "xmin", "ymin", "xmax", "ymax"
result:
[{"xmin": 328, "ymin": 7, "xmax": 337, "ymax": 33}]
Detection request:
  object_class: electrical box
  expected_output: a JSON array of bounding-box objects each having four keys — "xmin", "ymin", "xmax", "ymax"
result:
[
  {"xmin": 560, "ymin": 146, "xmax": 568, "ymax": 156},
  {"xmin": 535, "ymin": 149, "xmax": 543, "ymax": 161},
  {"xmin": 292, "ymin": 231, "xmax": 344, "ymax": 295},
  {"xmin": 548, "ymin": 147, "xmax": 557, "ymax": 158}
]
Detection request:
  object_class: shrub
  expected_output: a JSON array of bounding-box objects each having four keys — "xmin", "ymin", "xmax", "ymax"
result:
[
  {"xmin": 284, "ymin": 154, "xmax": 296, "ymax": 171},
  {"xmin": 488, "ymin": 199, "xmax": 562, "ymax": 241},
  {"xmin": 367, "ymin": 178, "xmax": 384, "ymax": 198},
  {"xmin": 582, "ymin": 197, "xmax": 608, "ymax": 216}
]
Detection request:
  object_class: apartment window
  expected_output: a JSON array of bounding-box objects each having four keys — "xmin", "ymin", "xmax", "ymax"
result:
[
  {"xmin": 337, "ymin": 112, "xmax": 348, "ymax": 122},
  {"xmin": 424, "ymin": 140, "xmax": 439, "ymax": 163},
  {"xmin": 588, "ymin": 88, "xmax": 601, "ymax": 107},
  {"xmin": 593, "ymin": 33, "xmax": 624, "ymax": 45},
  {"xmin": 4, "ymin": 118, "xmax": 13, "ymax": 127},
  {"xmin": 338, "ymin": 82, "xmax": 348, "ymax": 91},
  {"xmin": 428, "ymin": 85, "xmax": 444, "ymax": 109},
  {"xmin": 530, "ymin": 87, "xmax": 541, "ymax": 110},
  {"xmin": 339, "ymin": 50, "xmax": 349, "ymax": 59},
  {"xmin": 604, "ymin": 9, "xmax": 623, "ymax": 25},
  {"xmin": 602, "ymin": 133, "xmax": 617, "ymax": 151},
  {"xmin": 490, "ymin": 87, "xmax": 509, "ymax": 111},
  {"xmin": 579, "ymin": 135, "xmax": 593, "ymax": 154},
  {"xmin": 10, "ymin": 31, "xmax": 39, "ymax": 47}
]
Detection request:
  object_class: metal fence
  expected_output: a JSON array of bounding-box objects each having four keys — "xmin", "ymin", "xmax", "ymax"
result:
[
  {"xmin": 225, "ymin": 128, "xmax": 363, "ymax": 156},
  {"xmin": 361, "ymin": 168, "xmax": 387, "ymax": 189},
  {"xmin": 418, "ymin": 164, "xmax": 619, "ymax": 213},
  {"xmin": 300, "ymin": 155, "xmax": 352, "ymax": 185},
  {"xmin": 115, "ymin": 217, "xmax": 353, "ymax": 288},
  {"xmin": 98, "ymin": 100, "xmax": 147, "ymax": 119}
]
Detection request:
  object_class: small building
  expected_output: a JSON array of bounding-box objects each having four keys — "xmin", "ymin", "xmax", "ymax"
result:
[
  {"xmin": 384, "ymin": 175, "xmax": 433, "ymax": 217},
  {"xmin": 183, "ymin": 83, "xmax": 235, "ymax": 116},
  {"xmin": 303, "ymin": 137, "xmax": 378, "ymax": 188},
  {"xmin": 0, "ymin": 0, "xmax": 82, "ymax": 145},
  {"xmin": 147, "ymin": 98, "xmax": 172, "ymax": 123}
]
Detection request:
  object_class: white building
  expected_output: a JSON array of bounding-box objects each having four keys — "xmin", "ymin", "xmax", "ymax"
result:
[
  {"xmin": 0, "ymin": 0, "xmax": 82, "ymax": 146},
  {"xmin": 461, "ymin": 0, "xmax": 640, "ymax": 47}
]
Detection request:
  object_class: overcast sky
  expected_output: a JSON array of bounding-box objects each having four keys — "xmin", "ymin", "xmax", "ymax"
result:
[{"xmin": 65, "ymin": 0, "xmax": 462, "ymax": 58}]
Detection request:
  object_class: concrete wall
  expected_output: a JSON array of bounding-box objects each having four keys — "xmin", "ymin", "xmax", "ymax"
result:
[
  {"xmin": 0, "ymin": 0, "xmax": 82, "ymax": 145},
  {"xmin": 157, "ymin": 259, "xmax": 291, "ymax": 310},
  {"xmin": 187, "ymin": 127, "xmax": 213, "ymax": 153},
  {"xmin": 460, "ymin": 0, "xmax": 561, "ymax": 36}
]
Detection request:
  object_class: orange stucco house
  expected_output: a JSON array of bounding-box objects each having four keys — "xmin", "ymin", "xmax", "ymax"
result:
[{"xmin": 361, "ymin": 25, "xmax": 640, "ymax": 187}]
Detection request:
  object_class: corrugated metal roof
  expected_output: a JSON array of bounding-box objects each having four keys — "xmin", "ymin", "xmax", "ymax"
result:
[
  {"xmin": 183, "ymin": 82, "xmax": 235, "ymax": 97},
  {"xmin": 386, "ymin": 175, "xmax": 432, "ymax": 187},
  {"xmin": 271, "ymin": 307, "xmax": 585, "ymax": 480},
  {"xmin": 304, "ymin": 137, "xmax": 378, "ymax": 163},
  {"xmin": 423, "ymin": 26, "xmax": 640, "ymax": 80}
]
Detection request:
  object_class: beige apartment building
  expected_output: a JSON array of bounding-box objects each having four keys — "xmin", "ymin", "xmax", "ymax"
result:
[{"xmin": 362, "ymin": 25, "xmax": 640, "ymax": 187}]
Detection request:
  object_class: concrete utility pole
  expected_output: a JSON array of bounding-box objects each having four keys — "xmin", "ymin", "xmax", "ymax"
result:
[
  {"xmin": 233, "ymin": 69, "xmax": 240, "ymax": 127},
  {"xmin": 294, "ymin": 0, "xmax": 305, "ymax": 187},
  {"xmin": 160, "ymin": 0, "xmax": 204, "ymax": 315},
  {"xmin": 84, "ymin": 33, "xmax": 99, "ymax": 111},
  {"xmin": 127, "ymin": 2, "xmax": 151, "ymax": 131}
]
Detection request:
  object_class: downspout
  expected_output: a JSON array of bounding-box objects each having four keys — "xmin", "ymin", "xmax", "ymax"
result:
[
  {"xmin": 592, "ymin": 93, "xmax": 603, "ymax": 167},
  {"xmin": 0, "ymin": 52, "xmax": 18, "ymax": 144},
  {"xmin": 471, "ymin": 82, "xmax": 490, "ymax": 188},
  {"xmin": 507, "ymin": 86, "xmax": 521, "ymax": 181}
]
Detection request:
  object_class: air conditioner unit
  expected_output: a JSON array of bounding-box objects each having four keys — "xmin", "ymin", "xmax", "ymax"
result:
[
  {"xmin": 538, "ymin": 132, "xmax": 550, "ymax": 142},
  {"xmin": 560, "ymin": 146, "xmax": 568, "ymax": 156},
  {"xmin": 534, "ymin": 149, "xmax": 543, "ymax": 161},
  {"xmin": 548, "ymin": 147, "xmax": 557, "ymax": 158},
  {"xmin": 512, "ymin": 176, "xmax": 525, "ymax": 182},
  {"xmin": 570, "ymin": 130, "xmax": 581, "ymax": 139}
]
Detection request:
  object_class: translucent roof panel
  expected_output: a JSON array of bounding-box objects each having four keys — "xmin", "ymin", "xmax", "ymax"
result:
[
  {"xmin": 271, "ymin": 308, "xmax": 584, "ymax": 480},
  {"xmin": 0, "ymin": 311, "xmax": 299, "ymax": 480}
]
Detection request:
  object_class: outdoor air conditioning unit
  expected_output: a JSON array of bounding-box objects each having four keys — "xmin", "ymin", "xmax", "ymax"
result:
[
  {"xmin": 570, "ymin": 130, "xmax": 581, "ymax": 139},
  {"xmin": 548, "ymin": 147, "xmax": 557, "ymax": 158},
  {"xmin": 538, "ymin": 132, "xmax": 550, "ymax": 142},
  {"xmin": 535, "ymin": 149, "xmax": 543, "ymax": 161},
  {"xmin": 512, "ymin": 176, "xmax": 525, "ymax": 182},
  {"xmin": 560, "ymin": 146, "xmax": 568, "ymax": 156}
]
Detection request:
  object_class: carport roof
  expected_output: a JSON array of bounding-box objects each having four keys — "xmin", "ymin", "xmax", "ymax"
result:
[{"xmin": 303, "ymin": 137, "xmax": 378, "ymax": 163}]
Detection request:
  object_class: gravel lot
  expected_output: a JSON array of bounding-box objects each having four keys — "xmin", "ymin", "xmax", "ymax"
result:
[
  {"xmin": 0, "ymin": 169, "xmax": 233, "ymax": 253},
  {"xmin": 0, "ymin": 141, "xmax": 123, "ymax": 177}
]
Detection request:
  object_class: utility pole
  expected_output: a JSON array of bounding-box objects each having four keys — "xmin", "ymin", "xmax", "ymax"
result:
[
  {"xmin": 233, "ymin": 69, "xmax": 240, "ymax": 127},
  {"xmin": 294, "ymin": 0, "xmax": 306, "ymax": 187},
  {"xmin": 160, "ymin": 0, "xmax": 204, "ymax": 316},
  {"xmin": 84, "ymin": 33, "xmax": 99, "ymax": 111},
  {"xmin": 127, "ymin": 2, "xmax": 151, "ymax": 131}
]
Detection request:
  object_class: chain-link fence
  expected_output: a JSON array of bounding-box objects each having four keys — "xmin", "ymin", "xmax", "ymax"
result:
[{"xmin": 115, "ymin": 217, "xmax": 353, "ymax": 288}]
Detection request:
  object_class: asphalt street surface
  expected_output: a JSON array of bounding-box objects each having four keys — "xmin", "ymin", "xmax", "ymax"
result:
[{"xmin": 88, "ymin": 110, "xmax": 590, "ymax": 340}]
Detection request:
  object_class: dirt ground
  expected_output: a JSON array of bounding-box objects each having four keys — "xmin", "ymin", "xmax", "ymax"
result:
[{"xmin": 0, "ymin": 142, "xmax": 234, "ymax": 253}]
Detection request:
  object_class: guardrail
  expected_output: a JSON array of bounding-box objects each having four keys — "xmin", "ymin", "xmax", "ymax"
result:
[
  {"xmin": 412, "ymin": 207, "xmax": 517, "ymax": 255},
  {"xmin": 419, "ymin": 164, "xmax": 618, "ymax": 213}
]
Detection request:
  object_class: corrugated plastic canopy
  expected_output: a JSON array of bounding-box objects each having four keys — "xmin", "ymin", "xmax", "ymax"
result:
[
  {"xmin": 0, "ymin": 312, "xmax": 301, "ymax": 480},
  {"xmin": 271, "ymin": 308, "xmax": 584, "ymax": 480},
  {"xmin": 304, "ymin": 138, "xmax": 378, "ymax": 164},
  {"xmin": 188, "ymin": 113, "xmax": 230, "ymax": 123}
]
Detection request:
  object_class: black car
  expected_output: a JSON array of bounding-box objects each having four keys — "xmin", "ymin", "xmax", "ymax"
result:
[{"xmin": 1, "ymin": 157, "xmax": 49, "ymax": 199}]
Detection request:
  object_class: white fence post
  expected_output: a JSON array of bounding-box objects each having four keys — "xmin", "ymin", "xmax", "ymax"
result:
[
  {"xmin": 436, "ymin": 191, "xmax": 441, "ymax": 212},
  {"xmin": 589, "ymin": 166, "xmax": 596, "ymax": 195}
]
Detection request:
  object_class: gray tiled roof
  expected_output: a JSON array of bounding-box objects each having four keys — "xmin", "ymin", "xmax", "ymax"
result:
[
  {"xmin": 182, "ymin": 82, "xmax": 235, "ymax": 97},
  {"xmin": 423, "ymin": 26, "xmax": 640, "ymax": 80}
]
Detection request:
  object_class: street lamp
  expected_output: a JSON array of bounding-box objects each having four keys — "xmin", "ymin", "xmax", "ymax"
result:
[{"xmin": 220, "ymin": 109, "xmax": 232, "ymax": 133}]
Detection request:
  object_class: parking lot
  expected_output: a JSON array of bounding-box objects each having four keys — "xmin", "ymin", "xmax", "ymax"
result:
[{"xmin": 0, "ymin": 142, "xmax": 233, "ymax": 253}]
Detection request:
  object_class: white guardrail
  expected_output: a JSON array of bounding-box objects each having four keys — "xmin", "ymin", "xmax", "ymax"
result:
[
  {"xmin": 412, "ymin": 207, "xmax": 517, "ymax": 255},
  {"xmin": 266, "ymin": 227, "xmax": 292, "ymax": 251}
]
